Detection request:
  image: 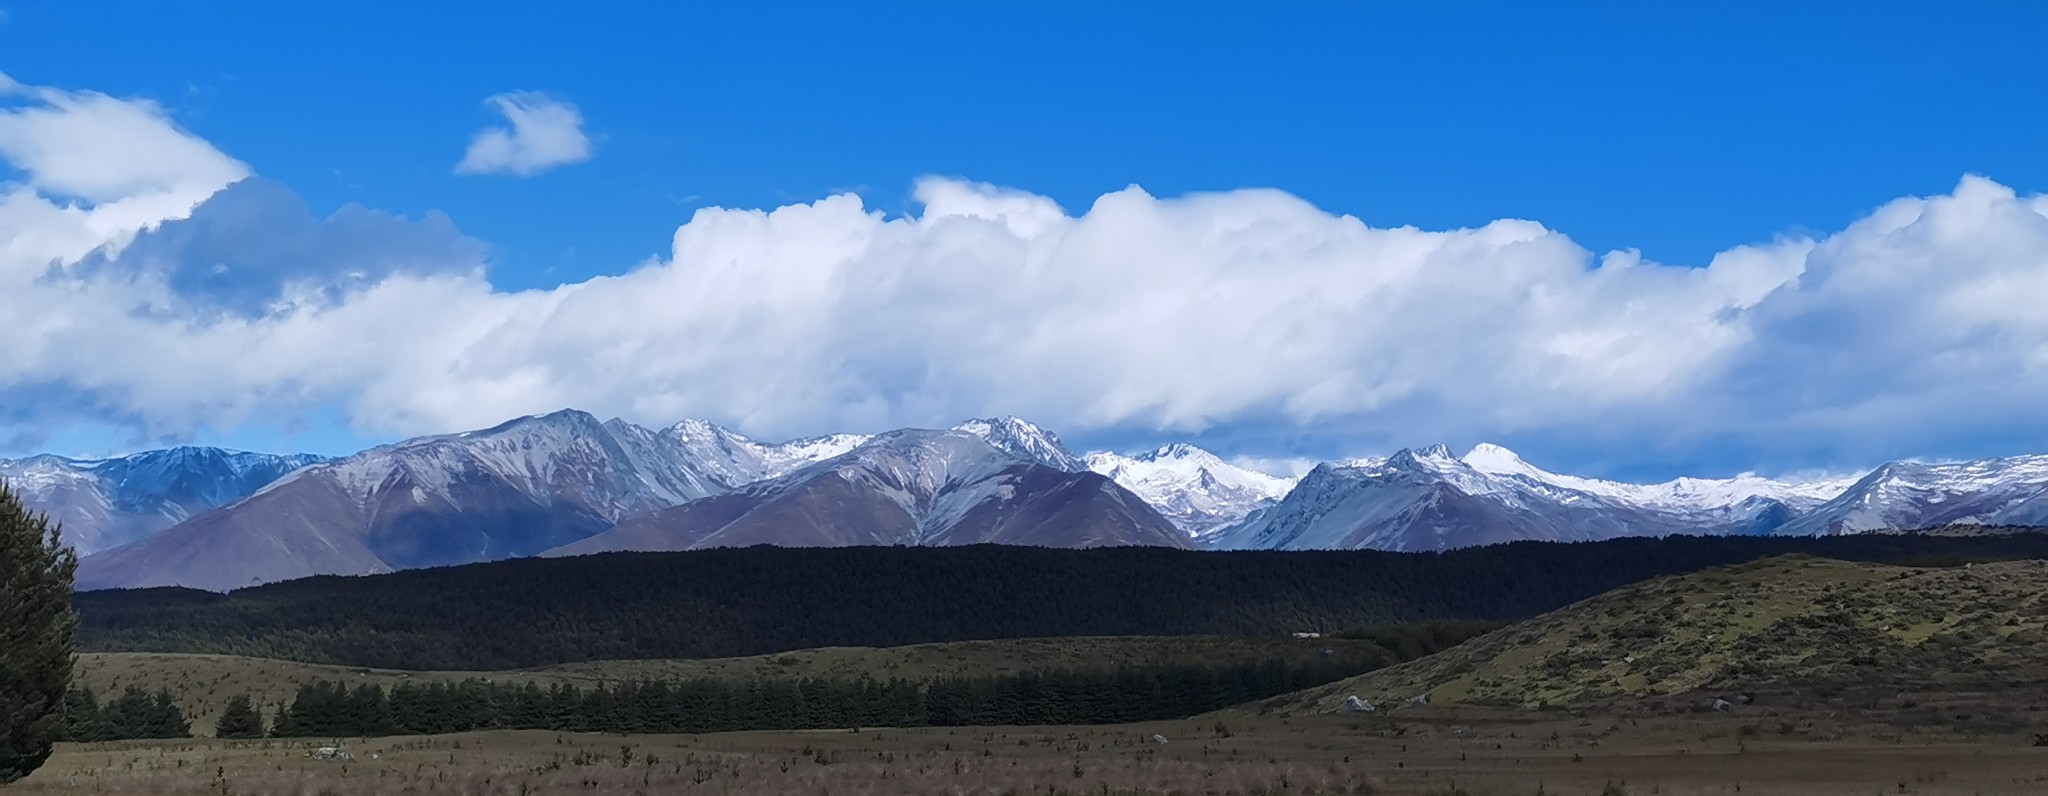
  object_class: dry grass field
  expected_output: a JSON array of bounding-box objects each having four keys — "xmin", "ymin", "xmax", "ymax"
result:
[
  {"xmin": 77, "ymin": 635, "xmax": 1381, "ymax": 731},
  {"xmin": 15, "ymin": 708, "xmax": 2048, "ymax": 795}
]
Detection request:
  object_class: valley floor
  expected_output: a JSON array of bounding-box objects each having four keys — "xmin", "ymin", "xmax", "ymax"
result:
[{"xmin": 18, "ymin": 708, "xmax": 2048, "ymax": 795}]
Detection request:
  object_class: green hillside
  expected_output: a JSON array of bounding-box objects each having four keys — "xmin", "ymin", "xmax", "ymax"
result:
[{"xmin": 1269, "ymin": 555, "xmax": 2048, "ymax": 712}]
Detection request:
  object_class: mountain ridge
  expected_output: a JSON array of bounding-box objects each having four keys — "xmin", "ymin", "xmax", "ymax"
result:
[
  {"xmin": 0, "ymin": 447, "xmax": 325, "ymax": 555},
  {"xmin": 16, "ymin": 409, "xmax": 2048, "ymax": 590}
]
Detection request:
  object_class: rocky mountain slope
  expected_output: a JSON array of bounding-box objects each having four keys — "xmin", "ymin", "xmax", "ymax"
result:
[
  {"xmin": 73, "ymin": 411, "xmax": 858, "ymax": 591},
  {"xmin": 1084, "ymin": 444, "xmax": 1296, "ymax": 536},
  {"xmin": 1208, "ymin": 443, "xmax": 1855, "ymax": 552},
  {"xmin": 1772, "ymin": 454, "xmax": 2048, "ymax": 536},
  {"xmin": 547, "ymin": 428, "xmax": 1189, "ymax": 554},
  {"xmin": 0, "ymin": 448, "xmax": 324, "ymax": 554},
  {"xmin": 31, "ymin": 407, "xmax": 2048, "ymax": 590},
  {"xmin": 950, "ymin": 417, "xmax": 1088, "ymax": 472}
]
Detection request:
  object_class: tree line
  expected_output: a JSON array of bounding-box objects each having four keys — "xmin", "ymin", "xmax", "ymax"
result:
[
  {"xmin": 56, "ymin": 686, "xmax": 190, "ymax": 742},
  {"xmin": 75, "ymin": 534, "xmax": 2048, "ymax": 671},
  {"xmin": 48, "ymin": 620, "xmax": 1486, "ymax": 743},
  {"xmin": 52, "ymin": 658, "xmax": 1371, "ymax": 741},
  {"xmin": 266, "ymin": 658, "xmax": 1372, "ymax": 738}
]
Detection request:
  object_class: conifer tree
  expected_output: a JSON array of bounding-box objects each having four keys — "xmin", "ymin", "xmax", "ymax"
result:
[
  {"xmin": 59, "ymin": 686, "xmax": 106, "ymax": 742},
  {"xmin": 215, "ymin": 694, "xmax": 266, "ymax": 739},
  {"xmin": 0, "ymin": 477, "xmax": 78, "ymax": 783}
]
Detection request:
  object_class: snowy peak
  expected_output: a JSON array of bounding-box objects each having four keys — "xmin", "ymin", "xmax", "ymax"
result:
[
  {"xmin": 1461, "ymin": 443, "xmax": 1536, "ymax": 477},
  {"xmin": 1773, "ymin": 453, "xmax": 2048, "ymax": 537},
  {"xmin": 1386, "ymin": 444, "xmax": 1466, "ymax": 475},
  {"xmin": 1083, "ymin": 444, "xmax": 1296, "ymax": 536},
  {"xmin": 1455, "ymin": 442, "xmax": 1852, "ymax": 513},
  {"xmin": 549, "ymin": 425, "xmax": 1188, "ymax": 555},
  {"xmin": 456, "ymin": 408, "xmax": 614, "ymax": 446},
  {"xmin": 1210, "ymin": 442, "xmax": 1871, "ymax": 553},
  {"xmin": 951, "ymin": 416, "xmax": 1085, "ymax": 472},
  {"xmin": 659, "ymin": 419, "xmax": 870, "ymax": 484},
  {"xmin": 0, "ymin": 447, "xmax": 325, "ymax": 555}
]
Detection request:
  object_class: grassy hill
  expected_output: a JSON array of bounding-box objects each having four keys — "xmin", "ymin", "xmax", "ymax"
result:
[
  {"xmin": 1267, "ymin": 555, "xmax": 2048, "ymax": 713},
  {"xmin": 77, "ymin": 634, "xmax": 1390, "ymax": 732}
]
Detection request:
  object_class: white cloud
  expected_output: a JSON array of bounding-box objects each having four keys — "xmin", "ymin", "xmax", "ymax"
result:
[
  {"xmin": 7, "ymin": 76, "xmax": 2048, "ymax": 473},
  {"xmin": 1227, "ymin": 456, "xmax": 1322, "ymax": 479},
  {"xmin": 454, "ymin": 91, "xmax": 592, "ymax": 177},
  {"xmin": 0, "ymin": 74, "xmax": 247, "ymax": 207}
]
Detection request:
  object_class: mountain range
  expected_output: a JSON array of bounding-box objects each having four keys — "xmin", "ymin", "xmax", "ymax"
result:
[
  {"xmin": 1208, "ymin": 443, "xmax": 1858, "ymax": 551},
  {"xmin": 5, "ymin": 410, "xmax": 2044, "ymax": 591},
  {"xmin": 0, "ymin": 448, "xmax": 326, "ymax": 555}
]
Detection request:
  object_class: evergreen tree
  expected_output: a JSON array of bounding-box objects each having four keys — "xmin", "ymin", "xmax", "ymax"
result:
[
  {"xmin": 0, "ymin": 477, "xmax": 78, "ymax": 783},
  {"xmin": 215, "ymin": 695, "xmax": 265, "ymax": 739},
  {"xmin": 96, "ymin": 688, "xmax": 190, "ymax": 740},
  {"xmin": 59, "ymin": 686, "xmax": 107, "ymax": 743},
  {"xmin": 147, "ymin": 690, "xmax": 191, "ymax": 739}
]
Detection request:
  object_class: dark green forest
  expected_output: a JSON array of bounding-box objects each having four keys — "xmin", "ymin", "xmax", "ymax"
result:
[
  {"xmin": 56, "ymin": 626, "xmax": 1484, "ymax": 742},
  {"xmin": 57, "ymin": 687, "xmax": 190, "ymax": 742},
  {"xmin": 264, "ymin": 658, "xmax": 1369, "ymax": 738},
  {"xmin": 75, "ymin": 534, "xmax": 2048, "ymax": 671}
]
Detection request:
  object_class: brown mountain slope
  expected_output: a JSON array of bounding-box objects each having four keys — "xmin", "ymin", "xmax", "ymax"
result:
[{"xmin": 74, "ymin": 474, "xmax": 393, "ymax": 591}]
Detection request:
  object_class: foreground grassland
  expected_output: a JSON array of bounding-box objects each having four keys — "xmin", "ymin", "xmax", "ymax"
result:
[
  {"xmin": 79, "ymin": 635, "xmax": 1380, "ymax": 731},
  {"xmin": 1275, "ymin": 555, "xmax": 2048, "ymax": 713},
  {"xmin": 19, "ymin": 710, "xmax": 2048, "ymax": 795}
]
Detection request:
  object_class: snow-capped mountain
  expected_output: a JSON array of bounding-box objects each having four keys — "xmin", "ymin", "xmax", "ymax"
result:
[
  {"xmin": 951, "ymin": 417, "xmax": 1087, "ymax": 472},
  {"xmin": 46, "ymin": 407, "xmax": 2048, "ymax": 590},
  {"xmin": 549, "ymin": 427, "xmax": 1189, "ymax": 555},
  {"xmin": 664, "ymin": 419, "xmax": 871, "ymax": 486},
  {"xmin": 1772, "ymin": 454, "xmax": 2048, "ymax": 536},
  {"xmin": 1208, "ymin": 443, "xmax": 1855, "ymax": 552},
  {"xmin": 74, "ymin": 411, "xmax": 861, "ymax": 591},
  {"xmin": 1083, "ymin": 444, "xmax": 1296, "ymax": 535},
  {"xmin": 1460, "ymin": 443, "xmax": 1855, "ymax": 516},
  {"xmin": 0, "ymin": 447, "xmax": 325, "ymax": 554}
]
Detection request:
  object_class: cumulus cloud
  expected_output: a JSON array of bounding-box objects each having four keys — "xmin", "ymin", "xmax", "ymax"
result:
[
  {"xmin": 454, "ymin": 91, "xmax": 592, "ymax": 177},
  {"xmin": 7, "ymin": 76, "xmax": 2048, "ymax": 474},
  {"xmin": 0, "ymin": 73, "xmax": 247, "ymax": 206}
]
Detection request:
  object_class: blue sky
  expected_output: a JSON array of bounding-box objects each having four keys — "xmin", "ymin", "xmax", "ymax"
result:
[{"xmin": 2, "ymin": 2, "xmax": 2047, "ymax": 480}]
